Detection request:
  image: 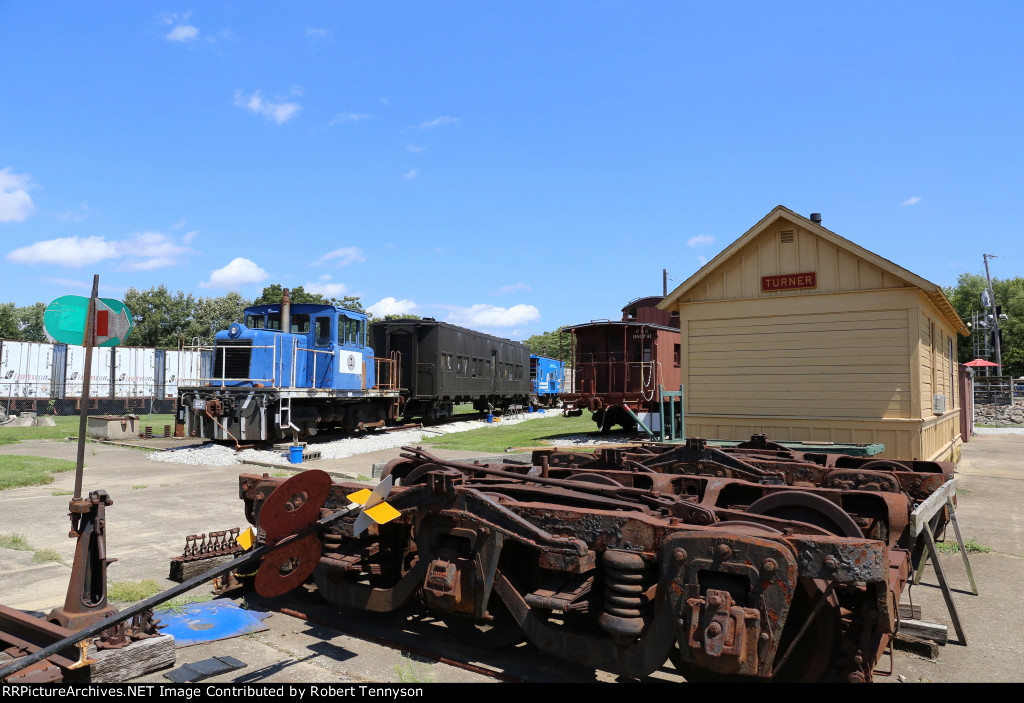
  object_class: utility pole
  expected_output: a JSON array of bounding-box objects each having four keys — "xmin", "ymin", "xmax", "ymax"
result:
[
  {"xmin": 663, "ymin": 269, "xmax": 668, "ymax": 297},
  {"xmin": 983, "ymin": 254, "xmax": 1003, "ymax": 373}
]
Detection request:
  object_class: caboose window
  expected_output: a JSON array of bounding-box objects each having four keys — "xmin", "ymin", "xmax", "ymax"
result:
[{"xmin": 315, "ymin": 317, "xmax": 331, "ymax": 346}]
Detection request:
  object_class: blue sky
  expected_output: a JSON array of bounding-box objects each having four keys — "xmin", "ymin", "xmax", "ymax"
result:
[{"xmin": 2, "ymin": 2, "xmax": 1022, "ymax": 340}]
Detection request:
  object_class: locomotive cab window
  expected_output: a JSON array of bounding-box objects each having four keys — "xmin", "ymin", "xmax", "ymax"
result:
[
  {"xmin": 245, "ymin": 314, "xmax": 265, "ymax": 329},
  {"xmin": 315, "ymin": 317, "xmax": 331, "ymax": 346}
]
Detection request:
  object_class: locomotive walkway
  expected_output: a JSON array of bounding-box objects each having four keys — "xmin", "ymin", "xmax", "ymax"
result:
[{"xmin": 0, "ymin": 433, "xmax": 1021, "ymax": 683}]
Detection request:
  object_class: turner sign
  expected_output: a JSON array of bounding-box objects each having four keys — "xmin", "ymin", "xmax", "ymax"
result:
[{"xmin": 761, "ymin": 272, "xmax": 817, "ymax": 292}]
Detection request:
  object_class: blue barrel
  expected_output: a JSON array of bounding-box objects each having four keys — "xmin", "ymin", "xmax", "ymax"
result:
[
  {"xmin": 289, "ymin": 445, "xmax": 304, "ymax": 464},
  {"xmin": 486, "ymin": 414, "xmax": 494, "ymax": 423}
]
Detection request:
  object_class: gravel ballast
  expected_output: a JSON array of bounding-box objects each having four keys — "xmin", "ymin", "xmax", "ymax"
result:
[{"xmin": 148, "ymin": 410, "xmax": 586, "ymax": 466}]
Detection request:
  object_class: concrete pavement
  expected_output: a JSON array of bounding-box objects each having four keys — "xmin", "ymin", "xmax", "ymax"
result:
[{"xmin": 1, "ymin": 433, "xmax": 1022, "ymax": 683}]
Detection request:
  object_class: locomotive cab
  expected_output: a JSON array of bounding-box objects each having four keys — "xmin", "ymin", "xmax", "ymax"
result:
[{"xmin": 177, "ymin": 295, "xmax": 399, "ymax": 443}]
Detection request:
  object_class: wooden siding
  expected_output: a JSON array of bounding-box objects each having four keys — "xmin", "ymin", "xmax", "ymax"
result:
[
  {"xmin": 686, "ymin": 308, "xmax": 912, "ymax": 420},
  {"xmin": 681, "ymin": 225, "xmax": 911, "ymax": 304}
]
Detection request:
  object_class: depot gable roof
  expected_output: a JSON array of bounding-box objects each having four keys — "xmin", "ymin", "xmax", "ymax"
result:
[{"xmin": 658, "ymin": 205, "xmax": 968, "ymax": 335}]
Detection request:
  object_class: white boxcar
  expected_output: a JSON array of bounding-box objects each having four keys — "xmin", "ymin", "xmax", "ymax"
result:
[
  {"xmin": 114, "ymin": 347, "xmax": 156, "ymax": 398},
  {"xmin": 0, "ymin": 340, "xmax": 54, "ymax": 399},
  {"xmin": 65, "ymin": 345, "xmax": 113, "ymax": 399}
]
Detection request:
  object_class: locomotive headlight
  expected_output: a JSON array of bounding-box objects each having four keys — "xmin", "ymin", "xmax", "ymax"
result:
[{"xmin": 229, "ymin": 324, "xmax": 242, "ymax": 338}]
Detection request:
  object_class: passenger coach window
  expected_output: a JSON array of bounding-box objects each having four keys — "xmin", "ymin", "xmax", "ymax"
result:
[{"xmin": 315, "ymin": 317, "xmax": 331, "ymax": 346}]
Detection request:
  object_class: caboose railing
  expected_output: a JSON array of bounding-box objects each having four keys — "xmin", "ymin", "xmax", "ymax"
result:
[{"xmin": 572, "ymin": 359, "xmax": 661, "ymax": 399}]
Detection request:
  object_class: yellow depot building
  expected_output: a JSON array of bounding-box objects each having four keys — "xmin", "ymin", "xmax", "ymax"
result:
[{"xmin": 658, "ymin": 205, "xmax": 968, "ymax": 463}]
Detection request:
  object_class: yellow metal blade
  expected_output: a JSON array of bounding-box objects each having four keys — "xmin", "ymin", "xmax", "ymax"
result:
[
  {"xmin": 347, "ymin": 488, "xmax": 372, "ymax": 505},
  {"xmin": 363, "ymin": 501, "xmax": 402, "ymax": 525},
  {"xmin": 236, "ymin": 527, "xmax": 255, "ymax": 551}
]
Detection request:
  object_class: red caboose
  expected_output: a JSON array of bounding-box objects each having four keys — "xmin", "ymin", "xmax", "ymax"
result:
[{"xmin": 561, "ymin": 296, "xmax": 681, "ymax": 432}]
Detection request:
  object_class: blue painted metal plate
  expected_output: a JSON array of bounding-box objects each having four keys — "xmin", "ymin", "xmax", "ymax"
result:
[{"xmin": 157, "ymin": 599, "xmax": 270, "ymax": 648}]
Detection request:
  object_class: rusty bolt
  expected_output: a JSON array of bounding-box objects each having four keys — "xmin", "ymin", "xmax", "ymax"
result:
[
  {"xmin": 706, "ymin": 622, "xmax": 722, "ymax": 638},
  {"xmin": 759, "ymin": 632, "xmax": 770, "ymax": 642},
  {"xmin": 707, "ymin": 593, "xmax": 721, "ymax": 608},
  {"xmin": 761, "ymin": 559, "xmax": 777, "ymax": 574},
  {"xmin": 715, "ymin": 543, "xmax": 732, "ymax": 559},
  {"xmin": 824, "ymin": 556, "xmax": 839, "ymax": 571},
  {"xmin": 674, "ymin": 548, "xmax": 688, "ymax": 562}
]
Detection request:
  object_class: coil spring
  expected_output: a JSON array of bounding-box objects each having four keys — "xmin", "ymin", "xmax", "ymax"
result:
[{"xmin": 602, "ymin": 550, "xmax": 646, "ymax": 619}]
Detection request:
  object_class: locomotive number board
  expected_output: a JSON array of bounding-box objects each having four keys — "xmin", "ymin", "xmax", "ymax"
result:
[{"xmin": 761, "ymin": 272, "xmax": 817, "ymax": 292}]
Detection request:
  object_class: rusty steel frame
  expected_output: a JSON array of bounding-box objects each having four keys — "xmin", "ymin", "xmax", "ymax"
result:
[{"xmin": 235, "ymin": 438, "xmax": 953, "ymax": 683}]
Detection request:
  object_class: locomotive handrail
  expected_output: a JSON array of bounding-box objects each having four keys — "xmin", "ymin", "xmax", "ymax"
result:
[{"xmin": 295, "ymin": 346, "xmax": 335, "ymax": 388}]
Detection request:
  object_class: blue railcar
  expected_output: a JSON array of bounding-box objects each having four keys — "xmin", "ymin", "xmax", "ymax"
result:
[
  {"xmin": 529, "ymin": 354, "xmax": 564, "ymax": 407},
  {"xmin": 176, "ymin": 299, "xmax": 400, "ymax": 443}
]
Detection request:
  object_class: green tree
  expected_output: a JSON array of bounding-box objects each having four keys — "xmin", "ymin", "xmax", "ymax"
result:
[
  {"xmin": 943, "ymin": 272, "xmax": 1024, "ymax": 378},
  {"xmin": 523, "ymin": 329, "xmax": 574, "ymax": 364},
  {"xmin": 123, "ymin": 285, "xmax": 198, "ymax": 348},
  {"xmin": 190, "ymin": 293, "xmax": 252, "ymax": 343},
  {"xmin": 254, "ymin": 284, "xmax": 365, "ymax": 314},
  {"xmin": 0, "ymin": 303, "xmax": 21, "ymax": 339},
  {"xmin": 15, "ymin": 303, "xmax": 46, "ymax": 342}
]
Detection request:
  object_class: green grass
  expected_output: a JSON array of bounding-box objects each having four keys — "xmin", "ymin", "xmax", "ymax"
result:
[
  {"xmin": 131, "ymin": 484, "xmax": 148, "ymax": 489},
  {"xmin": 107, "ymin": 579, "xmax": 216, "ymax": 611},
  {"xmin": 157, "ymin": 592, "xmax": 215, "ymax": 613},
  {"xmin": 0, "ymin": 454, "xmax": 77, "ymax": 490},
  {"xmin": 0, "ymin": 533, "xmax": 32, "ymax": 551},
  {"xmin": 31, "ymin": 548, "xmax": 64, "ymax": 564},
  {"xmin": 108, "ymin": 579, "xmax": 163, "ymax": 603},
  {"xmin": 421, "ymin": 412, "xmax": 607, "ymax": 454},
  {"xmin": 1, "ymin": 533, "xmax": 68, "ymax": 565},
  {"xmin": 0, "ymin": 414, "xmax": 176, "ymax": 446},
  {"xmin": 936, "ymin": 538, "xmax": 991, "ymax": 555},
  {"xmin": 51, "ymin": 489, "xmax": 74, "ymax": 496},
  {"xmin": 394, "ymin": 658, "xmax": 436, "ymax": 684}
]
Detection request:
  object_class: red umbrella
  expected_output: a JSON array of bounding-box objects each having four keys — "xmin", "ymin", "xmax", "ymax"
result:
[{"xmin": 963, "ymin": 359, "xmax": 1001, "ymax": 367}]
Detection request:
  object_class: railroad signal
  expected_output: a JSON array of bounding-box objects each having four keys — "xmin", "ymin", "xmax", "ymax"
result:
[{"xmin": 43, "ymin": 295, "xmax": 134, "ymax": 347}]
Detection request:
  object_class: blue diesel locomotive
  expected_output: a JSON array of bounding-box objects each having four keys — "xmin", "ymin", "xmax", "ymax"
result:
[
  {"xmin": 176, "ymin": 293, "xmax": 400, "ymax": 443},
  {"xmin": 529, "ymin": 354, "xmax": 564, "ymax": 407}
]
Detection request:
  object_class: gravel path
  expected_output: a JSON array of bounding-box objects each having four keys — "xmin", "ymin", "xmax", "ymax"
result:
[{"xmin": 149, "ymin": 410, "xmax": 576, "ymax": 466}]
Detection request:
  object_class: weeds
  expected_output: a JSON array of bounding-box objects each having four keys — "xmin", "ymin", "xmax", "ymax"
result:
[
  {"xmin": 936, "ymin": 538, "xmax": 991, "ymax": 555},
  {"xmin": 31, "ymin": 549, "xmax": 64, "ymax": 564},
  {"xmin": 0, "ymin": 533, "xmax": 32, "ymax": 551},
  {"xmin": 108, "ymin": 580, "xmax": 163, "ymax": 603},
  {"xmin": 394, "ymin": 658, "xmax": 436, "ymax": 684},
  {"xmin": 51, "ymin": 490, "xmax": 74, "ymax": 496},
  {"xmin": 131, "ymin": 485, "xmax": 148, "ymax": 489}
]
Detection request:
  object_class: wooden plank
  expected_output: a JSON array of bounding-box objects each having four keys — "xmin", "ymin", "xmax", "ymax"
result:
[
  {"xmin": 898, "ymin": 619, "xmax": 948, "ymax": 645},
  {"xmin": 88, "ymin": 634, "xmax": 176, "ymax": 683},
  {"xmin": 909, "ymin": 479, "xmax": 957, "ymax": 538},
  {"xmin": 898, "ymin": 603, "xmax": 922, "ymax": 620}
]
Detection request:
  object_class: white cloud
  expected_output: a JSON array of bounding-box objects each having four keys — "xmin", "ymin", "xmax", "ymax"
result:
[
  {"xmin": 167, "ymin": 24, "xmax": 198, "ymax": 42},
  {"xmin": 902, "ymin": 196, "xmax": 921, "ymax": 206},
  {"xmin": 687, "ymin": 234, "xmax": 714, "ymax": 247},
  {"xmin": 417, "ymin": 116, "xmax": 459, "ymax": 130},
  {"xmin": 182, "ymin": 230, "xmax": 198, "ymax": 244},
  {"xmin": 403, "ymin": 169, "xmax": 418, "ymax": 180},
  {"xmin": 304, "ymin": 280, "xmax": 349, "ymax": 298},
  {"xmin": 368, "ymin": 297, "xmax": 418, "ymax": 317},
  {"xmin": 331, "ymin": 112, "xmax": 373, "ymax": 125},
  {"xmin": 406, "ymin": 145, "xmax": 424, "ymax": 153},
  {"xmin": 0, "ymin": 168, "xmax": 36, "ymax": 223},
  {"xmin": 234, "ymin": 90, "xmax": 301, "ymax": 124},
  {"xmin": 447, "ymin": 304, "xmax": 540, "ymax": 328},
  {"xmin": 495, "ymin": 282, "xmax": 531, "ymax": 295},
  {"xmin": 379, "ymin": 97, "xmax": 390, "ymax": 106},
  {"xmin": 5, "ymin": 231, "xmax": 194, "ymax": 269},
  {"xmin": 306, "ymin": 27, "xmax": 329, "ymax": 41},
  {"xmin": 7, "ymin": 236, "xmax": 118, "ymax": 266},
  {"xmin": 697, "ymin": 256, "xmax": 708, "ymax": 266},
  {"xmin": 316, "ymin": 247, "xmax": 366, "ymax": 267},
  {"xmin": 200, "ymin": 258, "xmax": 269, "ymax": 289}
]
